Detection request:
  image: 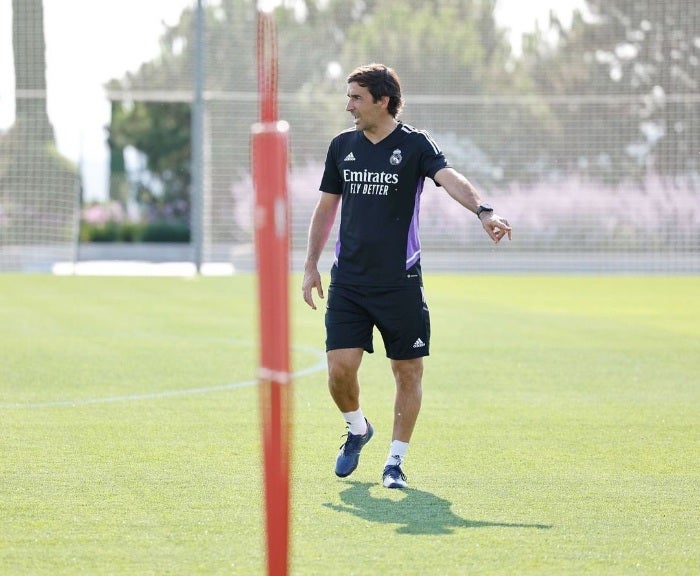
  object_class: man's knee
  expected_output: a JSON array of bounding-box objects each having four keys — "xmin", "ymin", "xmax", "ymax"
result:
[
  {"xmin": 391, "ymin": 358, "xmax": 423, "ymax": 384},
  {"xmin": 327, "ymin": 348, "xmax": 363, "ymax": 384}
]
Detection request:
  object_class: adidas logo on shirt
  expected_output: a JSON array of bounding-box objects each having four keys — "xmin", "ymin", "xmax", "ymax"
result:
[
  {"xmin": 343, "ymin": 152, "xmax": 356, "ymax": 162},
  {"xmin": 412, "ymin": 338, "xmax": 426, "ymax": 348}
]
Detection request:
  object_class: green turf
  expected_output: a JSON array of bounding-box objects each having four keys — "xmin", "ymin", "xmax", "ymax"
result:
[{"xmin": 1, "ymin": 274, "xmax": 698, "ymax": 575}]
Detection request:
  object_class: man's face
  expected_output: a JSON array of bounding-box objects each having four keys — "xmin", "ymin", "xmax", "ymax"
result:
[{"xmin": 345, "ymin": 81, "xmax": 387, "ymax": 133}]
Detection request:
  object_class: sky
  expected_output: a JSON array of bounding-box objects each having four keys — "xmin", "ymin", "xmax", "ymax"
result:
[{"xmin": 0, "ymin": 0, "xmax": 585, "ymax": 201}]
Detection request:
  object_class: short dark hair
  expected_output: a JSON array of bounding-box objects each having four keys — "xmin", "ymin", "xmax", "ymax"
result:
[{"xmin": 346, "ymin": 63, "xmax": 404, "ymax": 118}]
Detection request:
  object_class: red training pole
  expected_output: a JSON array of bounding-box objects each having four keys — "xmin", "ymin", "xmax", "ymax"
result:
[
  {"xmin": 254, "ymin": 10, "xmax": 291, "ymax": 574},
  {"xmin": 252, "ymin": 119, "xmax": 291, "ymax": 576}
]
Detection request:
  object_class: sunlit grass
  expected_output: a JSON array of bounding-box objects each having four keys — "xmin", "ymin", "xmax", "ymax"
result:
[{"xmin": 1, "ymin": 274, "xmax": 698, "ymax": 575}]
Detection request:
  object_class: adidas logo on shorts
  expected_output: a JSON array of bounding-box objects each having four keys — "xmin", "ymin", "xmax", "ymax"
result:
[{"xmin": 412, "ymin": 338, "xmax": 426, "ymax": 348}]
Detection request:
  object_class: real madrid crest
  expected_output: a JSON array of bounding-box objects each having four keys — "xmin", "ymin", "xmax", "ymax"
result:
[{"xmin": 390, "ymin": 149, "xmax": 402, "ymax": 166}]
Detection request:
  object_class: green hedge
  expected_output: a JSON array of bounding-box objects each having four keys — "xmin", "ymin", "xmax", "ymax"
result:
[{"xmin": 80, "ymin": 221, "xmax": 190, "ymax": 243}]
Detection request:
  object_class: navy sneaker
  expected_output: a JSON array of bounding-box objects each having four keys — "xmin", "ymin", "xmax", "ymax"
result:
[
  {"xmin": 382, "ymin": 464, "xmax": 408, "ymax": 489},
  {"xmin": 334, "ymin": 419, "xmax": 374, "ymax": 478}
]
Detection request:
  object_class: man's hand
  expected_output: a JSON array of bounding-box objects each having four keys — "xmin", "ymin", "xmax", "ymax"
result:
[
  {"xmin": 302, "ymin": 267, "xmax": 324, "ymax": 310},
  {"xmin": 480, "ymin": 213, "xmax": 512, "ymax": 243}
]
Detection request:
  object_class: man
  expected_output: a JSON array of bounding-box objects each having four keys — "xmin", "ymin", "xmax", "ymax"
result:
[{"xmin": 302, "ymin": 63, "xmax": 511, "ymax": 489}]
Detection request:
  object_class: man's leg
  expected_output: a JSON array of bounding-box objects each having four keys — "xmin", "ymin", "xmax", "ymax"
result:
[
  {"xmin": 328, "ymin": 347, "xmax": 373, "ymax": 477},
  {"xmin": 327, "ymin": 347, "xmax": 364, "ymax": 412},
  {"xmin": 390, "ymin": 357, "xmax": 423, "ymax": 443},
  {"xmin": 382, "ymin": 357, "xmax": 423, "ymax": 488}
]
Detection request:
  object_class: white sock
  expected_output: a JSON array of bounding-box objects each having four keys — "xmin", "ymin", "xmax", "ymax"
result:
[
  {"xmin": 342, "ymin": 409, "xmax": 367, "ymax": 435},
  {"xmin": 384, "ymin": 440, "xmax": 409, "ymax": 468}
]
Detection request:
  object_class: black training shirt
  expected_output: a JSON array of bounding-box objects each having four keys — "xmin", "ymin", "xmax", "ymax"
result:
[{"xmin": 320, "ymin": 122, "xmax": 449, "ymax": 286}]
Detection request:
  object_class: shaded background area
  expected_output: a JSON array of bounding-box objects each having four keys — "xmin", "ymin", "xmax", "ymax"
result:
[{"xmin": 0, "ymin": 0, "xmax": 698, "ymax": 273}]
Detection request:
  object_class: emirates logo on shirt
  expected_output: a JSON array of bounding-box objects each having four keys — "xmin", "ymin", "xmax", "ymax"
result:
[
  {"xmin": 343, "ymin": 169, "xmax": 398, "ymax": 196},
  {"xmin": 390, "ymin": 149, "xmax": 402, "ymax": 165}
]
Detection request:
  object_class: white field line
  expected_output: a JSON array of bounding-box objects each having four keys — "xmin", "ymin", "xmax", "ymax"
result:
[{"xmin": 0, "ymin": 345, "xmax": 326, "ymax": 409}]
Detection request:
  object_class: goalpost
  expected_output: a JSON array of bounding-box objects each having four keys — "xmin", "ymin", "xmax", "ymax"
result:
[{"xmin": 252, "ymin": 8, "xmax": 291, "ymax": 576}]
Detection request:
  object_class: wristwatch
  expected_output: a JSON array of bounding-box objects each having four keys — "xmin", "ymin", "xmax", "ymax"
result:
[{"xmin": 476, "ymin": 203, "xmax": 494, "ymax": 218}]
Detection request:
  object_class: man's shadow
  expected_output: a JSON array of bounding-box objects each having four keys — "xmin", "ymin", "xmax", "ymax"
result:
[{"xmin": 323, "ymin": 481, "xmax": 553, "ymax": 535}]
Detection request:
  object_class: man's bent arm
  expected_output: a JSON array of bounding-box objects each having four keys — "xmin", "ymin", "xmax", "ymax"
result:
[{"xmin": 434, "ymin": 167, "xmax": 483, "ymax": 213}]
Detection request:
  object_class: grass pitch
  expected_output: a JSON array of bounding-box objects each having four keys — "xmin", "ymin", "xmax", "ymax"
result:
[{"xmin": 1, "ymin": 273, "xmax": 698, "ymax": 575}]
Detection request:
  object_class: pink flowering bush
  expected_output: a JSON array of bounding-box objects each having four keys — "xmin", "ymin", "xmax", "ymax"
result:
[
  {"xmin": 232, "ymin": 163, "xmax": 699, "ymax": 254},
  {"xmin": 81, "ymin": 202, "xmax": 126, "ymax": 225},
  {"xmin": 80, "ymin": 201, "xmax": 189, "ymax": 242}
]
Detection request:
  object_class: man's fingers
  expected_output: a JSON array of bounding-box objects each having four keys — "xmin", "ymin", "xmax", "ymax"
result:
[
  {"xmin": 302, "ymin": 287, "xmax": 316, "ymax": 310},
  {"xmin": 487, "ymin": 217, "xmax": 511, "ymax": 243},
  {"xmin": 302, "ymin": 282, "xmax": 324, "ymax": 310},
  {"xmin": 488, "ymin": 220, "xmax": 512, "ymax": 243}
]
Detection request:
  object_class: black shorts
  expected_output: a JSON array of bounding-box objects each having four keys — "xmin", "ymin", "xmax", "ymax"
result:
[{"xmin": 325, "ymin": 283, "xmax": 430, "ymax": 360}]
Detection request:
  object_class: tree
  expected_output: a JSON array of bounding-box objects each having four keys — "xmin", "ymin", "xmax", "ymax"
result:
[
  {"xmin": 106, "ymin": 0, "xmax": 258, "ymax": 246},
  {"xmin": 0, "ymin": 0, "xmax": 77, "ymax": 258},
  {"xmin": 108, "ymin": 101, "xmax": 191, "ymax": 222},
  {"xmin": 520, "ymin": 0, "xmax": 699, "ymax": 185},
  {"xmin": 339, "ymin": 0, "xmax": 542, "ymax": 186},
  {"xmin": 105, "ymin": 0, "xmax": 381, "ymax": 240},
  {"xmin": 587, "ymin": 0, "xmax": 699, "ymax": 182}
]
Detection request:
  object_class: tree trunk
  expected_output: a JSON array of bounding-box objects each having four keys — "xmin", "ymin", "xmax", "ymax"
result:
[{"xmin": 12, "ymin": 0, "xmax": 53, "ymax": 141}]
